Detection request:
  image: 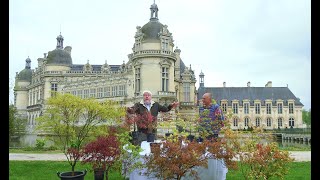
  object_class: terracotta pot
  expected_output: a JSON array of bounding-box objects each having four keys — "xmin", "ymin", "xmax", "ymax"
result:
[{"xmin": 150, "ymin": 142, "xmax": 161, "ymax": 153}]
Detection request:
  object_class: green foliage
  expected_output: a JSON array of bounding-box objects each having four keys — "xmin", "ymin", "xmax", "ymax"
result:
[
  {"xmin": 35, "ymin": 139, "xmax": 46, "ymax": 150},
  {"xmin": 35, "ymin": 93, "xmax": 126, "ymax": 173},
  {"xmin": 9, "ymin": 104, "xmax": 15, "ymax": 138},
  {"xmin": 302, "ymin": 109, "xmax": 311, "ymax": 126},
  {"xmin": 224, "ymin": 123, "xmax": 294, "ymax": 180},
  {"xmin": 9, "ymin": 104, "xmax": 27, "ymax": 139}
]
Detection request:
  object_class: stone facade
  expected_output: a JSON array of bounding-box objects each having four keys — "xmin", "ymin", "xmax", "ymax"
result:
[{"xmin": 197, "ymin": 74, "xmax": 306, "ymax": 130}]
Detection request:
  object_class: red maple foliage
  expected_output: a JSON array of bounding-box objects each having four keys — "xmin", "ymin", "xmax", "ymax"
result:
[
  {"xmin": 81, "ymin": 135, "xmax": 121, "ymax": 180},
  {"xmin": 125, "ymin": 108, "xmax": 157, "ymax": 133}
]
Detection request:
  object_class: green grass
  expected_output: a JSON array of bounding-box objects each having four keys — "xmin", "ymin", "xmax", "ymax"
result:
[
  {"xmin": 227, "ymin": 161, "xmax": 311, "ymax": 180},
  {"xmin": 9, "ymin": 161, "xmax": 126, "ymax": 180},
  {"xmin": 10, "ymin": 161, "xmax": 310, "ymax": 180}
]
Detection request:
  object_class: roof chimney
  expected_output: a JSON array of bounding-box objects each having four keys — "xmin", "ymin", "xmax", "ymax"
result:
[
  {"xmin": 223, "ymin": 82, "xmax": 226, "ymax": 87},
  {"xmin": 247, "ymin": 81, "xmax": 251, "ymax": 87},
  {"xmin": 265, "ymin": 81, "xmax": 272, "ymax": 87}
]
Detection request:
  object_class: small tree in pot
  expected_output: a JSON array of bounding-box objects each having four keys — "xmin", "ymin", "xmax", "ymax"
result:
[
  {"xmin": 81, "ymin": 133, "xmax": 121, "ymax": 180},
  {"xmin": 126, "ymin": 109, "xmax": 157, "ymax": 142}
]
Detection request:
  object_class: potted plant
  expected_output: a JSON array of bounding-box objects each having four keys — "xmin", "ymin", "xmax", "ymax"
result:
[
  {"xmin": 36, "ymin": 93, "xmax": 126, "ymax": 179},
  {"xmin": 81, "ymin": 131, "xmax": 121, "ymax": 180},
  {"xmin": 125, "ymin": 107, "xmax": 140, "ymax": 146},
  {"xmin": 158, "ymin": 112, "xmax": 174, "ymax": 138},
  {"xmin": 136, "ymin": 112, "xmax": 157, "ymax": 142},
  {"xmin": 143, "ymin": 135, "xmax": 209, "ymax": 180},
  {"xmin": 126, "ymin": 110, "xmax": 157, "ymax": 142}
]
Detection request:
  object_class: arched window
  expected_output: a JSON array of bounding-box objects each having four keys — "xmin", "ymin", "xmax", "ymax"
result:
[
  {"xmin": 255, "ymin": 117, "xmax": 261, "ymax": 127},
  {"xmin": 266, "ymin": 117, "xmax": 272, "ymax": 127},
  {"xmin": 289, "ymin": 117, "xmax": 295, "ymax": 127},
  {"xmin": 278, "ymin": 118, "xmax": 283, "ymax": 127},
  {"xmin": 244, "ymin": 117, "xmax": 250, "ymax": 127},
  {"xmin": 233, "ymin": 117, "xmax": 238, "ymax": 127}
]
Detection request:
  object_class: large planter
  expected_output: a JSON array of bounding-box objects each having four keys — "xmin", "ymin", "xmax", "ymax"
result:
[
  {"xmin": 93, "ymin": 168, "xmax": 105, "ymax": 180},
  {"xmin": 57, "ymin": 170, "xmax": 87, "ymax": 180}
]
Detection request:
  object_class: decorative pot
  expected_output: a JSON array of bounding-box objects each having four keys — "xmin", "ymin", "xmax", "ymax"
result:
[
  {"xmin": 187, "ymin": 134, "xmax": 195, "ymax": 142},
  {"xmin": 57, "ymin": 170, "xmax": 87, "ymax": 180},
  {"xmin": 165, "ymin": 132, "xmax": 173, "ymax": 138},
  {"xmin": 130, "ymin": 131, "xmax": 141, "ymax": 146},
  {"xmin": 150, "ymin": 142, "xmax": 161, "ymax": 153},
  {"xmin": 147, "ymin": 133, "xmax": 155, "ymax": 142},
  {"xmin": 94, "ymin": 168, "xmax": 105, "ymax": 180}
]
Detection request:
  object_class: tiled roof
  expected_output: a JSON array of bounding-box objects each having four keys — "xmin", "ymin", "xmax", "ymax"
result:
[{"xmin": 197, "ymin": 87, "xmax": 303, "ymax": 106}]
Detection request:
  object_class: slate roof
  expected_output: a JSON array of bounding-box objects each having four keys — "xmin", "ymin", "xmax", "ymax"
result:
[
  {"xmin": 141, "ymin": 21, "xmax": 164, "ymax": 40},
  {"xmin": 197, "ymin": 87, "xmax": 303, "ymax": 107}
]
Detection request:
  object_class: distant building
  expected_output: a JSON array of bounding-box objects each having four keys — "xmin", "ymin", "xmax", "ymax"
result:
[
  {"xmin": 13, "ymin": 2, "xmax": 197, "ymax": 133},
  {"xmin": 197, "ymin": 72, "xmax": 305, "ymax": 129}
]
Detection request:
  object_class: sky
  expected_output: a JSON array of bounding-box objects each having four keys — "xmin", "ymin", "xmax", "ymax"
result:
[{"xmin": 9, "ymin": 0, "xmax": 311, "ymax": 110}]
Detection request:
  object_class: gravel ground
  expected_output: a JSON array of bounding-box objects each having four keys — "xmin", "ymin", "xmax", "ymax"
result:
[{"xmin": 9, "ymin": 151, "xmax": 311, "ymax": 162}]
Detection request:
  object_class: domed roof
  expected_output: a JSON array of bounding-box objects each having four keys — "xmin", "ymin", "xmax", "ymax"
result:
[
  {"xmin": 17, "ymin": 56, "xmax": 32, "ymax": 82},
  {"xmin": 18, "ymin": 68, "xmax": 32, "ymax": 82},
  {"xmin": 46, "ymin": 48, "xmax": 72, "ymax": 65},
  {"xmin": 141, "ymin": 21, "xmax": 164, "ymax": 40}
]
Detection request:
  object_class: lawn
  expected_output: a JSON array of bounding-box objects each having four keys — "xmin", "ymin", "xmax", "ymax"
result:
[{"xmin": 9, "ymin": 161, "xmax": 310, "ymax": 180}]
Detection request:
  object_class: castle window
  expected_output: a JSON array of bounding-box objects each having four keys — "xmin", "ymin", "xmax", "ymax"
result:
[
  {"xmin": 90, "ymin": 89, "xmax": 96, "ymax": 98},
  {"xmin": 255, "ymin": 117, "xmax": 261, "ymax": 127},
  {"xmin": 222, "ymin": 103, "xmax": 227, "ymax": 112},
  {"xmin": 277, "ymin": 103, "xmax": 283, "ymax": 114},
  {"xmin": 266, "ymin": 117, "xmax": 272, "ymax": 127},
  {"xmin": 104, "ymin": 87, "xmax": 110, "ymax": 97},
  {"xmin": 244, "ymin": 117, "xmax": 250, "ymax": 127},
  {"xmin": 135, "ymin": 68, "xmax": 140, "ymax": 93},
  {"xmin": 112, "ymin": 86, "xmax": 117, "ymax": 96},
  {"xmin": 97, "ymin": 88, "xmax": 103, "ymax": 98},
  {"xmin": 51, "ymin": 83, "xmax": 57, "ymax": 97},
  {"xmin": 162, "ymin": 39, "xmax": 169, "ymax": 50},
  {"xmin": 255, "ymin": 103, "xmax": 260, "ymax": 114},
  {"xmin": 29, "ymin": 91, "xmax": 32, "ymax": 106},
  {"xmin": 233, "ymin": 117, "xmax": 238, "ymax": 127},
  {"xmin": 162, "ymin": 67, "xmax": 169, "ymax": 92},
  {"xmin": 278, "ymin": 118, "xmax": 283, "ymax": 127},
  {"xmin": 266, "ymin": 103, "xmax": 272, "ymax": 114},
  {"xmin": 33, "ymin": 91, "xmax": 36, "ymax": 105},
  {"xmin": 119, "ymin": 85, "xmax": 126, "ymax": 96},
  {"xmin": 183, "ymin": 83, "xmax": 190, "ymax": 102},
  {"xmin": 289, "ymin": 103, "xmax": 294, "ymax": 114},
  {"xmin": 77, "ymin": 89, "xmax": 83, "ymax": 98},
  {"xmin": 289, "ymin": 117, "xmax": 295, "ymax": 127},
  {"xmin": 71, "ymin": 90, "xmax": 77, "ymax": 96},
  {"xmin": 83, "ymin": 89, "xmax": 89, "ymax": 99},
  {"xmin": 244, "ymin": 103, "xmax": 249, "ymax": 114},
  {"xmin": 232, "ymin": 103, "xmax": 238, "ymax": 114}
]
